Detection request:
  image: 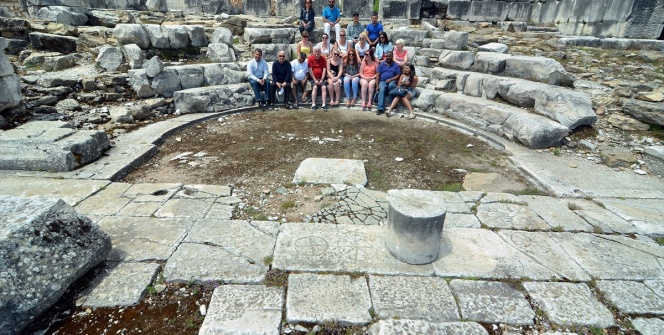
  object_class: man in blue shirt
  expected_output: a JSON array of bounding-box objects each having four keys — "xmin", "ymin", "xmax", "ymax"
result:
[
  {"xmin": 375, "ymin": 51, "xmax": 401, "ymax": 115},
  {"xmin": 322, "ymin": 0, "xmax": 341, "ymax": 43},
  {"xmin": 365, "ymin": 12, "xmax": 383, "ymax": 48},
  {"xmin": 246, "ymin": 48, "xmax": 272, "ymax": 110}
]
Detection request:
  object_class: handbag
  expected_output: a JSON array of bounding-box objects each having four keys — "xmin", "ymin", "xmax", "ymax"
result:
[{"xmin": 389, "ymin": 86, "xmax": 408, "ymax": 97}]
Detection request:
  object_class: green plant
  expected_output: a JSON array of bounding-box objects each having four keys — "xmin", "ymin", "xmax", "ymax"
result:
[
  {"xmin": 437, "ymin": 182, "xmax": 463, "ymax": 192},
  {"xmin": 145, "ymin": 285, "xmax": 157, "ymax": 296},
  {"xmin": 592, "ymin": 226, "xmax": 603, "ymax": 234},
  {"xmin": 184, "ymin": 318, "xmax": 195, "ymax": 329},
  {"xmin": 552, "ymin": 226, "xmax": 564, "ymax": 232},
  {"xmin": 245, "ymin": 206, "xmax": 268, "ymax": 221},
  {"xmin": 653, "ymin": 237, "xmax": 664, "ymax": 246},
  {"xmin": 497, "ymin": 199, "xmax": 527, "ymax": 205},
  {"xmin": 552, "ymin": 148, "xmax": 561, "ymax": 156},
  {"xmin": 589, "ymin": 326, "xmax": 604, "ymax": 335},
  {"xmin": 594, "ymin": 200, "xmax": 605, "ymax": 208},
  {"xmin": 280, "ymin": 200, "xmax": 295, "ymax": 211},
  {"xmin": 512, "ymin": 188, "xmax": 547, "ymax": 196},
  {"xmin": 471, "ymin": 204, "xmax": 478, "ymax": 214},
  {"xmin": 263, "ymin": 255, "xmax": 274, "ymax": 266},
  {"xmin": 567, "ymin": 202, "xmax": 582, "ymax": 211},
  {"xmin": 373, "ymin": 0, "xmax": 380, "ymax": 13}
]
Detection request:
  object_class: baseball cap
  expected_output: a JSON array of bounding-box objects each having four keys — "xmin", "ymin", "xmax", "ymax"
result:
[{"xmin": 300, "ymin": 52, "xmax": 307, "ymax": 59}]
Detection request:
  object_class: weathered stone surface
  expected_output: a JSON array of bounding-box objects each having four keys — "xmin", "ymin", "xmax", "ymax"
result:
[
  {"xmin": 0, "ymin": 74, "xmax": 21, "ymax": 113},
  {"xmin": 0, "ymin": 195, "xmax": 111, "ymax": 335},
  {"xmin": 244, "ymin": 27, "xmax": 294, "ymax": 45},
  {"xmin": 83, "ymin": 262, "xmax": 159, "ymax": 308},
  {"xmin": 206, "ymin": 43, "xmax": 236, "ymax": 62},
  {"xmin": 200, "ymin": 63, "xmax": 243, "ymax": 85},
  {"xmin": 622, "ymin": 99, "xmax": 664, "ymax": 126},
  {"xmin": 385, "ymin": 189, "xmax": 447, "ymax": 265},
  {"xmin": 518, "ymin": 196, "xmax": 592, "ymax": 231},
  {"xmin": 0, "ymin": 176, "xmax": 109, "ymax": 207},
  {"xmin": 144, "ymin": 24, "xmax": 169, "ymax": 49},
  {"xmin": 293, "ymin": 158, "xmax": 367, "ymax": 186},
  {"xmin": 368, "ymin": 320, "xmax": 489, "ymax": 335},
  {"xmin": 533, "ymin": 86, "xmax": 596, "ymax": 129},
  {"xmin": 41, "ymin": 54, "xmax": 77, "ymax": 71},
  {"xmin": 143, "ymin": 56, "xmax": 164, "ymax": 78},
  {"xmin": 28, "ymin": 32, "xmax": 78, "ymax": 54},
  {"xmin": 450, "ymin": 279, "xmax": 535, "ymax": 325},
  {"xmin": 444, "ymin": 30, "xmax": 468, "ymax": 50},
  {"xmin": 286, "ymin": 273, "xmax": 372, "ymax": 325},
  {"xmin": 36, "ymin": 6, "xmax": 88, "ymax": 26},
  {"xmin": 445, "ymin": 213, "xmax": 481, "ymax": 228},
  {"xmin": 74, "ymin": 183, "xmax": 132, "ymax": 217},
  {"xmin": 599, "ymin": 198, "xmax": 664, "ymax": 235},
  {"xmin": 607, "ymin": 113, "xmax": 650, "ymax": 131},
  {"xmin": 164, "ymin": 25, "xmax": 190, "ymax": 49},
  {"xmin": 151, "ymin": 68, "xmax": 181, "ymax": 97},
  {"xmin": 504, "ymin": 56, "xmax": 567, "ymax": 85},
  {"xmin": 185, "ymin": 25, "xmax": 207, "ymax": 47},
  {"xmin": 122, "ymin": 44, "xmax": 144, "ymax": 69},
  {"xmin": 273, "ymin": 223, "xmax": 434, "ymax": 276},
  {"xmin": 476, "ymin": 203, "xmax": 550, "ymax": 230},
  {"xmin": 86, "ymin": 10, "xmax": 121, "ymax": 28},
  {"xmin": 0, "ymin": 17, "xmax": 31, "ymax": 32},
  {"xmin": 473, "ymin": 52, "xmax": 511, "ymax": 73},
  {"xmin": 524, "ymin": 282, "xmax": 615, "ymax": 328},
  {"xmin": 633, "ymin": 318, "xmax": 664, "ymax": 335},
  {"xmin": 171, "ymin": 65, "xmax": 204, "ymax": 90},
  {"xmin": 596, "ymin": 280, "xmax": 664, "ymax": 314},
  {"xmin": 96, "ymin": 45, "xmax": 124, "ymax": 72},
  {"xmin": 439, "ymin": 50, "xmax": 474, "ymax": 70},
  {"xmin": 433, "ymin": 228, "xmax": 559, "ymax": 280},
  {"xmin": 370, "ymin": 275, "xmax": 459, "ymax": 322},
  {"xmin": 128, "ymin": 69, "xmax": 157, "ymax": 98},
  {"xmin": 200, "ymin": 285, "xmax": 283, "ymax": 335},
  {"xmin": 173, "ymin": 84, "xmax": 253, "ymax": 113},
  {"xmin": 43, "ymin": 22, "xmax": 78, "ymax": 37},
  {"xmin": 478, "ymin": 42, "xmax": 509, "ymax": 53},
  {"xmin": 113, "ymin": 24, "xmax": 150, "ymax": 49},
  {"xmin": 574, "ymin": 206, "xmax": 636, "ymax": 234},
  {"xmin": 210, "ymin": 27, "xmax": 233, "ymax": 45},
  {"xmin": 549, "ymin": 232, "xmax": 664, "ymax": 280},
  {"xmin": 154, "ymin": 198, "xmax": 212, "ymax": 219}
]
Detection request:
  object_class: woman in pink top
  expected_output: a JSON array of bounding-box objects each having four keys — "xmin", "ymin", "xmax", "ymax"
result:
[
  {"xmin": 394, "ymin": 39, "xmax": 408, "ymax": 67},
  {"xmin": 359, "ymin": 49, "xmax": 378, "ymax": 110}
]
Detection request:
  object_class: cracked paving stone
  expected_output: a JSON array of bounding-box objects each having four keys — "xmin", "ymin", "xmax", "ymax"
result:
[
  {"xmin": 450, "ymin": 279, "xmax": 534, "ymax": 325},
  {"xmin": 83, "ymin": 262, "xmax": 160, "ymax": 308},
  {"xmin": 596, "ymin": 280, "xmax": 664, "ymax": 314}
]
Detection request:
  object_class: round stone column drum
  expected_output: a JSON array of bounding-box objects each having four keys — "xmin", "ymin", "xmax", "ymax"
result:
[{"xmin": 384, "ymin": 189, "xmax": 447, "ymax": 265}]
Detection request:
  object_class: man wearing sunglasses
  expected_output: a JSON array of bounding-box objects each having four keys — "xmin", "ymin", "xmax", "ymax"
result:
[
  {"xmin": 322, "ymin": 0, "xmax": 341, "ymax": 43},
  {"xmin": 272, "ymin": 51, "xmax": 293, "ymax": 109}
]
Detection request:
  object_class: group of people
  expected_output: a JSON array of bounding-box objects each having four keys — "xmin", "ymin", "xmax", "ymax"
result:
[{"xmin": 245, "ymin": 2, "xmax": 418, "ymax": 118}]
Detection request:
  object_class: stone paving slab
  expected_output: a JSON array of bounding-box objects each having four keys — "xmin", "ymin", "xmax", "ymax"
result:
[
  {"xmin": 70, "ymin": 144, "xmax": 157, "ymax": 181},
  {"xmin": 116, "ymin": 201, "xmax": 162, "ymax": 216},
  {"xmin": 479, "ymin": 192, "xmax": 522, "ymax": 204},
  {"xmin": 524, "ymin": 282, "xmax": 615, "ymax": 328},
  {"xmin": 163, "ymin": 243, "xmax": 266, "ymax": 284},
  {"xmin": 273, "ymin": 223, "xmax": 434, "ymax": 276},
  {"xmin": 599, "ymin": 198, "xmax": 664, "ymax": 235},
  {"xmin": 459, "ymin": 191, "xmax": 485, "ymax": 203},
  {"xmin": 476, "ymin": 203, "xmax": 550, "ymax": 230},
  {"xmin": 183, "ymin": 219, "xmax": 278, "ymax": 266},
  {"xmin": 176, "ymin": 184, "xmax": 232, "ymax": 198},
  {"xmin": 123, "ymin": 183, "xmax": 182, "ymax": 202},
  {"xmin": 0, "ymin": 176, "xmax": 109, "ymax": 206},
  {"xmin": 368, "ymin": 320, "xmax": 489, "ymax": 335},
  {"xmin": 199, "ymin": 285, "xmax": 283, "ymax": 335},
  {"xmin": 574, "ymin": 207, "xmax": 637, "ymax": 234},
  {"xmin": 601, "ymin": 235, "xmax": 664, "ymax": 259},
  {"xmin": 204, "ymin": 203, "xmax": 234, "ymax": 220},
  {"xmin": 154, "ymin": 198, "xmax": 214, "ymax": 219},
  {"xmin": 450, "ymin": 279, "xmax": 535, "ymax": 325},
  {"xmin": 433, "ymin": 228, "xmax": 559, "ymax": 280},
  {"xmin": 286, "ymin": 273, "xmax": 372, "ymax": 325},
  {"xmin": 633, "ymin": 317, "xmax": 664, "ymax": 335},
  {"xmin": 497, "ymin": 231, "xmax": 591, "ymax": 282},
  {"xmin": 548, "ymin": 232, "xmax": 664, "ymax": 280},
  {"xmin": 74, "ymin": 182, "xmax": 132, "ymax": 217},
  {"xmin": 518, "ymin": 195, "xmax": 593, "ymax": 232},
  {"xmin": 445, "ymin": 213, "xmax": 481, "ymax": 228},
  {"xmin": 97, "ymin": 216, "xmax": 192, "ymax": 262},
  {"xmin": 369, "ymin": 275, "xmax": 459, "ymax": 322},
  {"xmin": 292, "ymin": 158, "xmax": 367, "ymax": 186},
  {"xmin": 83, "ymin": 262, "xmax": 159, "ymax": 308},
  {"xmin": 596, "ymin": 280, "xmax": 664, "ymax": 315}
]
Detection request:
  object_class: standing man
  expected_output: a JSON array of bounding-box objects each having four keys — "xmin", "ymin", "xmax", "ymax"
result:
[
  {"xmin": 375, "ymin": 51, "xmax": 401, "ymax": 115},
  {"xmin": 346, "ymin": 13, "xmax": 364, "ymax": 44},
  {"xmin": 291, "ymin": 52, "xmax": 310, "ymax": 109},
  {"xmin": 308, "ymin": 46, "xmax": 328, "ymax": 110},
  {"xmin": 246, "ymin": 48, "xmax": 272, "ymax": 110},
  {"xmin": 322, "ymin": 0, "xmax": 341, "ymax": 43},
  {"xmin": 365, "ymin": 12, "xmax": 383, "ymax": 48},
  {"xmin": 272, "ymin": 51, "xmax": 293, "ymax": 109}
]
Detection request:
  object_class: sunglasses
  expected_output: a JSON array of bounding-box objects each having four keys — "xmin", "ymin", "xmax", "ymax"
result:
[
  {"xmin": 323, "ymin": 36, "xmax": 328, "ymax": 39},
  {"xmin": 278, "ymin": 55, "xmax": 285, "ymax": 58},
  {"xmin": 340, "ymin": 34, "xmax": 345, "ymax": 36}
]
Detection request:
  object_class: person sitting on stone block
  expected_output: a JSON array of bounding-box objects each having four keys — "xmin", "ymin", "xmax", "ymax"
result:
[
  {"xmin": 308, "ymin": 46, "xmax": 329, "ymax": 110},
  {"xmin": 322, "ymin": 0, "xmax": 342, "ymax": 43},
  {"xmin": 291, "ymin": 52, "xmax": 311, "ymax": 108},
  {"xmin": 272, "ymin": 51, "xmax": 293, "ymax": 109},
  {"xmin": 246, "ymin": 48, "xmax": 272, "ymax": 110},
  {"xmin": 365, "ymin": 12, "xmax": 383, "ymax": 48},
  {"xmin": 375, "ymin": 51, "xmax": 401, "ymax": 115},
  {"xmin": 346, "ymin": 13, "xmax": 365, "ymax": 44},
  {"xmin": 299, "ymin": 0, "xmax": 315, "ymax": 34}
]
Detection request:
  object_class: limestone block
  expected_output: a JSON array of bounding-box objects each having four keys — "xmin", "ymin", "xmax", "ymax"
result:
[
  {"xmin": 430, "ymin": 39, "xmax": 445, "ymax": 49},
  {"xmin": 478, "ymin": 42, "xmax": 509, "ymax": 54},
  {"xmin": 42, "ymin": 54, "xmax": 77, "ymax": 71},
  {"xmin": 504, "ymin": 56, "xmax": 567, "ymax": 85},
  {"xmin": 607, "ymin": 114, "xmax": 649, "ymax": 131},
  {"xmin": 113, "ymin": 24, "xmax": 150, "ymax": 49},
  {"xmin": 172, "ymin": 65, "xmax": 205, "ymax": 90},
  {"xmin": 243, "ymin": 0, "xmax": 271, "ymax": 17},
  {"xmin": 36, "ymin": 6, "xmax": 88, "ymax": 26},
  {"xmin": 0, "ymin": 195, "xmax": 111, "ymax": 334},
  {"xmin": 173, "ymin": 84, "xmax": 254, "ymax": 113},
  {"xmin": 128, "ymin": 69, "xmax": 157, "ymax": 98},
  {"xmin": 251, "ymin": 43, "xmax": 293, "ymax": 62},
  {"xmin": 28, "ymin": 32, "xmax": 78, "ymax": 54},
  {"xmin": 369, "ymin": 320, "xmax": 489, "ymax": 335},
  {"xmin": 143, "ymin": 56, "xmax": 164, "ymax": 78},
  {"xmin": 206, "ymin": 43, "xmax": 236, "ymax": 62},
  {"xmin": 164, "ymin": 25, "xmax": 190, "ymax": 49},
  {"xmin": 151, "ymin": 68, "xmax": 182, "ymax": 97},
  {"xmin": 387, "ymin": 29, "xmax": 429, "ymax": 48},
  {"xmin": 0, "ymin": 74, "xmax": 21, "ymax": 113},
  {"xmin": 633, "ymin": 318, "xmax": 664, "ymax": 335},
  {"xmin": 444, "ymin": 30, "xmax": 468, "ymax": 50},
  {"xmin": 96, "ymin": 46, "xmax": 124, "ymax": 72},
  {"xmin": 503, "ymin": 112, "xmax": 570, "ymax": 149},
  {"xmin": 0, "ymin": 17, "xmax": 31, "ymax": 32},
  {"xmin": 244, "ymin": 27, "xmax": 294, "ymax": 45},
  {"xmin": 474, "ymin": 52, "xmax": 511, "ymax": 74},
  {"xmin": 450, "ymin": 280, "xmax": 535, "ymax": 325},
  {"xmin": 534, "ymin": 87, "xmax": 596, "ymax": 129},
  {"xmin": 439, "ymin": 50, "xmax": 475, "ymax": 70},
  {"xmin": 385, "ymin": 189, "xmax": 447, "ymax": 265},
  {"xmin": 0, "ymin": 115, "xmax": 6, "ymax": 128},
  {"xmin": 210, "ymin": 27, "xmax": 233, "ymax": 45},
  {"xmin": 145, "ymin": 0, "xmax": 167, "ymax": 11},
  {"xmin": 412, "ymin": 88, "xmax": 443, "ymax": 112},
  {"xmin": 185, "ymin": 25, "xmax": 207, "ymax": 47},
  {"xmin": 201, "ymin": 63, "xmax": 243, "ymax": 86},
  {"xmin": 86, "ymin": 10, "xmax": 121, "ymax": 28},
  {"xmin": 622, "ymin": 99, "xmax": 664, "ymax": 126},
  {"xmin": 560, "ymin": 36, "xmax": 602, "ymax": 48},
  {"xmin": 0, "ymin": 49, "xmax": 13, "ymax": 78},
  {"xmin": 144, "ymin": 24, "xmax": 169, "ymax": 49},
  {"xmin": 122, "ymin": 44, "xmax": 144, "ymax": 70},
  {"xmin": 109, "ymin": 106, "xmax": 134, "ymax": 123}
]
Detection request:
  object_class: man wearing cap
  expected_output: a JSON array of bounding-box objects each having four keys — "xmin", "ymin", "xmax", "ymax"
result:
[
  {"xmin": 291, "ymin": 52, "xmax": 311, "ymax": 109},
  {"xmin": 272, "ymin": 51, "xmax": 293, "ymax": 109},
  {"xmin": 346, "ymin": 13, "xmax": 364, "ymax": 44},
  {"xmin": 322, "ymin": 0, "xmax": 341, "ymax": 43}
]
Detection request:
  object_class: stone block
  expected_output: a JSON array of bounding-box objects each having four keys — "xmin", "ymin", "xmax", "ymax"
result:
[
  {"xmin": 36, "ymin": 6, "xmax": 88, "ymax": 26},
  {"xmin": 172, "ymin": 65, "xmax": 205, "ymax": 90},
  {"xmin": 243, "ymin": 0, "xmax": 271, "ymax": 17},
  {"xmin": 96, "ymin": 46, "xmax": 124, "ymax": 72},
  {"xmin": 83, "ymin": 262, "xmax": 160, "ymax": 308},
  {"xmin": 450, "ymin": 280, "xmax": 535, "ymax": 325},
  {"xmin": 444, "ymin": 30, "xmax": 468, "ymax": 50},
  {"xmin": 478, "ymin": 42, "xmax": 509, "ymax": 53},
  {"xmin": 622, "ymin": 99, "xmax": 664, "ymax": 126},
  {"xmin": 122, "ymin": 44, "xmax": 144, "ymax": 69},
  {"xmin": 534, "ymin": 87, "xmax": 596, "ymax": 129},
  {"xmin": 439, "ymin": 50, "xmax": 474, "ymax": 70},
  {"xmin": 164, "ymin": 25, "xmax": 190, "ymax": 49},
  {"xmin": 144, "ymin": 24, "xmax": 169, "ymax": 49},
  {"xmin": 86, "ymin": 10, "xmax": 121, "ymax": 28},
  {"xmin": 244, "ymin": 27, "xmax": 295, "ymax": 45},
  {"xmin": 128, "ymin": 69, "xmax": 157, "ymax": 98},
  {"xmin": 173, "ymin": 84, "xmax": 254, "ymax": 113},
  {"xmin": 474, "ymin": 52, "xmax": 511, "ymax": 74},
  {"xmin": 504, "ymin": 56, "xmax": 567, "ymax": 85},
  {"xmin": 200, "ymin": 63, "xmax": 243, "ymax": 85},
  {"xmin": 151, "ymin": 68, "xmax": 182, "ymax": 97},
  {"xmin": 0, "ymin": 74, "xmax": 22, "ymax": 113},
  {"xmin": 113, "ymin": 24, "xmax": 150, "ymax": 49},
  {"xmin": 143, "ymin": 56, "xmax": 164, "ymax": 78},
  {"xmin": 42, "ymin": 54, "xmax": 77, "ymax": 71},
  {"xmin": 206, "ymin": 43, "xmax": 236, "ymax": 62},
  {"xmin": 185, "ymin": 25, "xmax": 207, "ymax": 47},
  {"xmin": 0, "ymin": 195, "xmax": 111, "ymax": 334},
  {"xmin": 292, "ymin": 158, "xmax": 367, "ymax": 186},
  {"xmin": 28, "ymin": 32, "xmax": 78, "ymax": 54},
  {"xmin": 209, "ymin": 27, "xmax": 233, "ymax": 45},
  {"xmin": 369, "ymin": 320, "xmax": 489, "ymax": 335},
  {"xmin": 597, "ymin": 280, "xmax": 664, "ymax": 314},
  {"xmin": 386, "ymin": 29, "xmax": 429, "ymax": 48}
]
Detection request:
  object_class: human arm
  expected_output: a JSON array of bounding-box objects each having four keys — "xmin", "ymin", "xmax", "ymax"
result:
[
  {"xmin": 246, "ymin": 60, "xmax": 257, "ymax": 81},
  {"xmin": 410, "ymin": 75, "xmax": 418, "ymax": 89},
  {"xmin": 322, "ymin": 7, "xmax": 330, "ymax": 24}
]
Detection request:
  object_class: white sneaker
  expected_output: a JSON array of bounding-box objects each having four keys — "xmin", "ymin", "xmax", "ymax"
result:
[{"xmin": 278, "ymin": 88, "xmax": 284, "ymax": 95}]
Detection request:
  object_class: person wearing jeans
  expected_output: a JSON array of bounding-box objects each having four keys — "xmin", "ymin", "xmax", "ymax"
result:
[
  {"xmin": 375, "ymin": 51, "xmax": 401, "ymax": 115},
  {"xmin": 246, "ymin": 48, "xmax": 271, "ymax": 109},
  {"xmin": 343, "ymin": 48, "xmax": 361, "ymax": 107}
]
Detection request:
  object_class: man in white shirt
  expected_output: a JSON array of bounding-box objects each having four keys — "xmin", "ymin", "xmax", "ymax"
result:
[
  {"xmin": 291, "ymin": 52, "xmax": 311, "ymax": 109},
  {"xmin": 246, "ymin": 48, "xmax": 272, "ymax": 110}
]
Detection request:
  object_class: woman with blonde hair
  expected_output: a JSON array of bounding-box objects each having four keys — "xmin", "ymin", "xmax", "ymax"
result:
[
  {"xmin": 359, "ymin": 49, "xmax": 378, "ymax": 110},
  {"xmin": 333, "ymin": 29, "xmax": 353, "ymax": 57},
  {"xmin": 354, "ymin": 32, "xmax": 370, "ymax": 60},
  {"xmin": 393, "ymin": 39, "xmax": 408, "ymax": 67},
  {"xmin": 327, "ymin": 50, "xmax": 344, "ymax": 106},
  {"xmin": 297, "ymin": 31, "xmax": 313, "ymax": 56}
]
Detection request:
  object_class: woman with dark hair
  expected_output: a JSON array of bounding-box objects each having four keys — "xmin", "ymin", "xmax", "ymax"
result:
[
  {"xmin": 375, "ymin": 31, "xmax": 393, "ymax": 63},
  {"xmin": 297, "ymin": 31, "xmax": 313, "ymax": 56},
  {"xmin": 343, "ymin": 48, "xmax": 361, "ymax": 107},
  {"xmin": 359, "ymin": 49, "xmax": 378, "ymax": 110},
  {"xmin": 386, "ymin": 63, "xmax": 418, "ymax": 119},
  {"xmin": 299, "ymin": 0, "xmax": 315, "ymax": 34}
]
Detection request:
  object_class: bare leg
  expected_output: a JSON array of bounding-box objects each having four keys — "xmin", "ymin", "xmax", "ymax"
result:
[
  {"xmin": 367, "ymin": 79, "xmax": 375, "ymax": 108},
  {"xmin": 334, "ymin": 82, "xmax": 341, "ymax": 104},
  {"xmin": 360, "ymin": 79, "xmax": 368, "ymax": 107},
  {"xmin": 321, "ymin": 86, "xmax": 327, "ymax": 106},
  {"xmin": 311, "ymin": 85, "xmax": 318, "ymax": 106},
  {"xmin": 403, "ymin": 95, "xmax": 415, "ymax": 118}
]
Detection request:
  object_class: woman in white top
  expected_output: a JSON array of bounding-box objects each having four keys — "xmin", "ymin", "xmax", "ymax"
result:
[
  {"xmin": 333, "ymin": 29, "xmax": 353, "ymax": 58},
  {"xmin": 354, "ymin": 32, "xmax": 370, "ymax": 60},
  {"xmin": 316, "ymin": 33, "xmax": 332, "ymax": 58}
]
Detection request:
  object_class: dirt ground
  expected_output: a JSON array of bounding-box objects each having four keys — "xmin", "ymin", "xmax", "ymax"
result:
[{"xmin": 123, "ymin": 108, "xmax": 531, "ymax": 222}]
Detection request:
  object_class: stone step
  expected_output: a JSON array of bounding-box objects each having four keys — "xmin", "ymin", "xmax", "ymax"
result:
[{"xmin": 560, "ymin": 37, "xmax": 664, "ymax": 51}]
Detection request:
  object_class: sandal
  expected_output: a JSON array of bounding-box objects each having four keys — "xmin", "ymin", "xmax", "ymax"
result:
[
  {"xmin": 408, "ymin": 112, "xmax": 416, "ymax": 119},
  {"xmin": 346, "ymin": 100, "xmax": 351, "ymax": 107},
  {"xmin": 385, "ymin": 109, "xmax": 392, "ymax": 117},
  {"xmin": 351, "ymin": 98, "xmax": 356, "ymax": 106}
]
